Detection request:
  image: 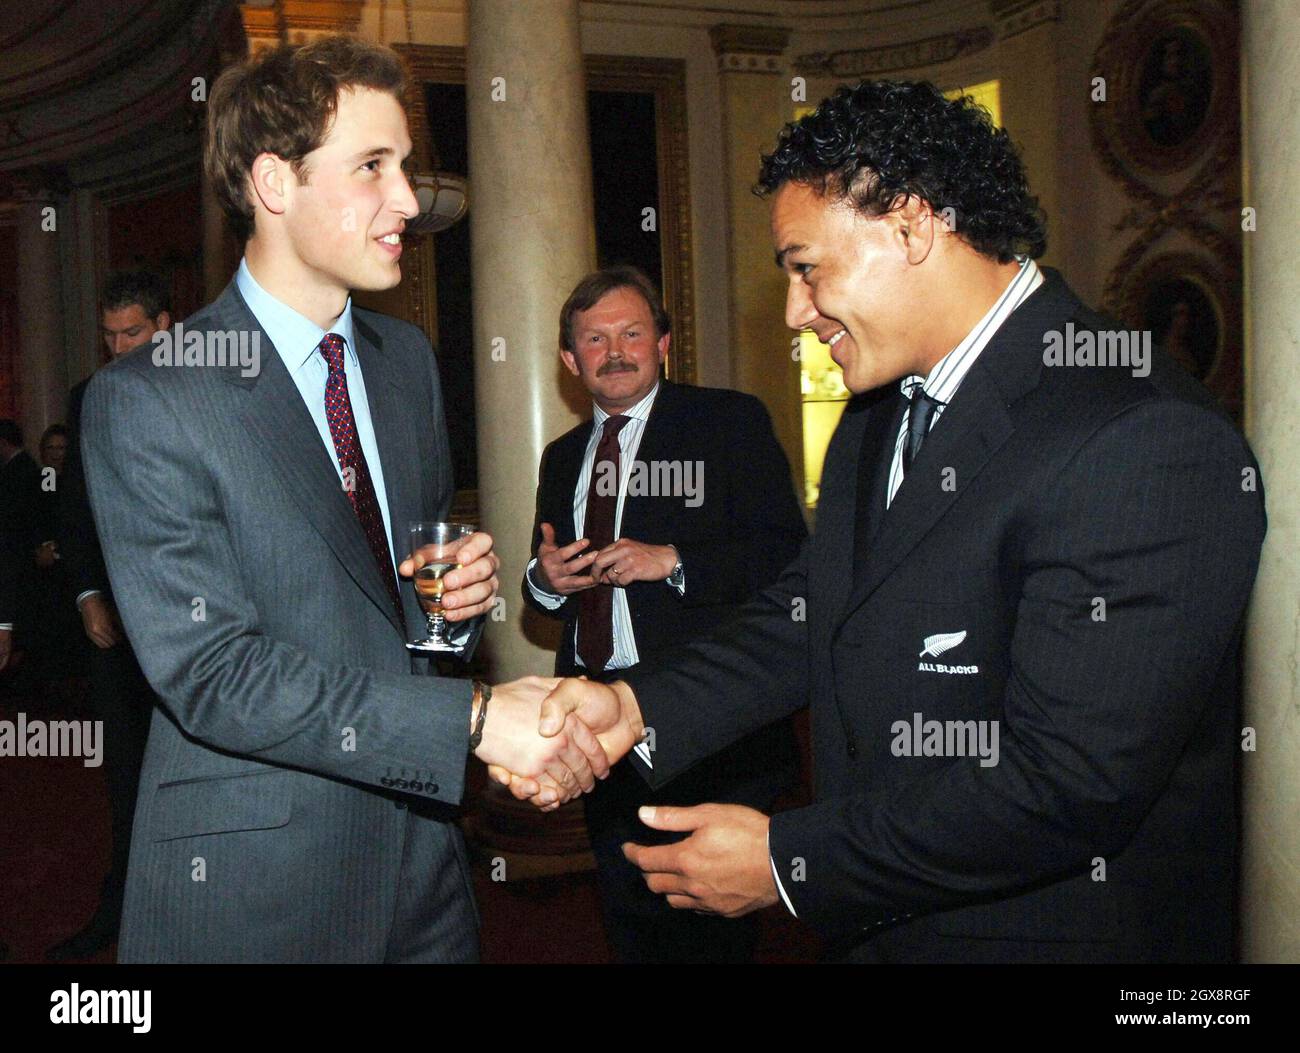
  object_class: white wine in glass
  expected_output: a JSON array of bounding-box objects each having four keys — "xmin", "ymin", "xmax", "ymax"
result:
[{"xmin": 406, "ymin": 521, "xmax": 475, "ymax": 653}]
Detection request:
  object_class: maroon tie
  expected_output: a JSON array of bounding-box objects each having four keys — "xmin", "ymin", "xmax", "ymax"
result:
[
  {"xmin": 318, "ymin": 333, "xmax": 403, "ymax": 620},
  {"xmin": 577, "ymin": 414, "xmax": 630, "ymax": 671}
]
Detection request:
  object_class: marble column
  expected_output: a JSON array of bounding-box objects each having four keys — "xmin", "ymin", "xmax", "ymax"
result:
[
  {"xmin": 16, "ymin": 199, "xmax": 68, "ymax": 442},
  {"xmin": 710, "ymin": 24, "xmax": 804, "ymax": 506},
  {"xmin": 1241, "ymin": 0, "xmax": 1300, "ymax": 964},
  {"xmin": 467, "ymin": 0, "xmax": 593, "ymax": 680}
]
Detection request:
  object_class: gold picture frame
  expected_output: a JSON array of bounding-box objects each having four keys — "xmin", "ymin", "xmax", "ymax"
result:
[{"xmin": 1091, "ymin": 0, "xmax": 1237, "ymax": 175}]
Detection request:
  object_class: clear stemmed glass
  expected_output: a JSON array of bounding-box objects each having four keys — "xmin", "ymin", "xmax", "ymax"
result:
[{"xmin": 406, "ymin": 521, "xmax": 475, "ymax": 654}]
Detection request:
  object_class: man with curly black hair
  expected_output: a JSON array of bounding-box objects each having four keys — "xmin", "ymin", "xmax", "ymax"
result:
[{"xmin": 530, "ymin": 80, "xmax": 1266, "ymax": 964}]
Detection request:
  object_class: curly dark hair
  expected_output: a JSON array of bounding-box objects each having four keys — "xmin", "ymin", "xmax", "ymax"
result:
[{"xmin": 755, "ymin": 80, "xmax": 1047, "ymax": 263}]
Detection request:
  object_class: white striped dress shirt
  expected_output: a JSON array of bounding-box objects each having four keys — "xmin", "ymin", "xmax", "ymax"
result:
[
  {"xmin": 526, "ymin": 382, "xmax": 675, "ymax": 675},
  {"xmin": 885, "ymin": 256, "xmax": 1043, "ymax": 507}
]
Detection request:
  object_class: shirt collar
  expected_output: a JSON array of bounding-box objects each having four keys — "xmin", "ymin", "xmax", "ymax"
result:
[
  {"xmin": 236, "ymin": 257, "xmax": 356, "ymax": 372},
  {"xmin": 899, "ymin": 256, "xmax": 1043, "ymax": 402},
  {"xmin": 592, "ymin": 380, "xmax": 661, "ymax": 427}
]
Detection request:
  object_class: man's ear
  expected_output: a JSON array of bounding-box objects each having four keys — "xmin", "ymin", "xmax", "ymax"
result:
[
  {"xmin": 656, "ymin": 330, "xmax": 671, "ymax": 369},
  {"xmin": 560, "ymin": 348, "xmax": 581, "ymax": 378},
  {"xmin": 249, "ymin": 153, "xmax": 289, "ymax": 218},
  {"xmin": 154, "ymin": 311, "xmax": 171, "ymax": 332},
  {"xmin": 892, "ymin": 194, "xmax": 937, "ymax": 266}
]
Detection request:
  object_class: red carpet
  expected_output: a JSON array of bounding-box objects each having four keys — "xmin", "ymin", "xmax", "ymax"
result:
[{"xmin": 0, "ymin": 673, "xmax": 819, "ymax": 964}]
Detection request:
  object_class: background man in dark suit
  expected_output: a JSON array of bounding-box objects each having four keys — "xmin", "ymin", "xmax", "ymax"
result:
[
  {"xmin": 80, "ymin": 36, "xmax": 605, "ymax": 963},
  {"xmin": 0, "ymin": 420, "xmax": 43, "ymax": 678},
  {"xmin": 0, "ymin": 420, "xmax": 33, "ymax": 677},
  {"xmin": 0, "ymin": 418, "xmax": 43, "ymax": 965},
  {"xmin": 0, "ymin": 444, "xmax": 17, "ymax": 962},
  {"xmin": 530, "ymin": 80, "xmax": 1266, "ymax": 963},
  {"xmin": 522, "ymin": 267, "xmax": 805, "ymax": 962},
  {"xmin": 46, "ymin": 271, "xmax": 170, "ymax": 961}
]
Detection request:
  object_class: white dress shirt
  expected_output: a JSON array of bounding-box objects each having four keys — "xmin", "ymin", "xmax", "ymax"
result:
[
  {"xmin": 526, "ymin": 382, "xmax": 682, "ymax": 768},
  {"xmin": 235, "ymin": 258, "xmax": 397, "ymax": 574},
  {"xmin": 885, "ymin": 256, "xmax": 1043, "ymax": 507}
]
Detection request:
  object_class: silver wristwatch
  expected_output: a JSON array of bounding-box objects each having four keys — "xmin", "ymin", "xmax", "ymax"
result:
[{"xmin": 666, "ymin": 554, "xmax": 685, "ymax": 589}]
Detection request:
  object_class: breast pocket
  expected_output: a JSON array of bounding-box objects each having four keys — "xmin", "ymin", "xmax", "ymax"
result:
[
  {"xmin": 837, "ymin": 594, "xmax": 1007, "ymax": 715},
  {"xmin": 150, "ymin": 768, "xmax": 294, "ymax": 842}
]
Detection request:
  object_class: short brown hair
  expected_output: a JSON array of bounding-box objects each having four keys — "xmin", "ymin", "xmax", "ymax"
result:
[
  {"xmin": 559, "ymin": 266, "xmax": 672, "ymax": 352},
  {"xmin": 206, "ymin": 36, "xmax": 408, "ymax": 242}
]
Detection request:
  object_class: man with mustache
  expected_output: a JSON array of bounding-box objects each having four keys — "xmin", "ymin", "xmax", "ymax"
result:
[{"xmin": 523, "ymin": 266, "xmax": 805, "ymax": 962}]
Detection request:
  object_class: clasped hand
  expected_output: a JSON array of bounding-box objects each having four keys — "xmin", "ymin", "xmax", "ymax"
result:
[
  {"xmin": 477, "ymin": 680, "xmax": 779, "ymax": 917},
  {"xmin": 533, "ymin": 522, "xmax": 677, "ymax": 594},
  {"xmin": 476, "ymin": 678, "xmax": 644, "ymax": 811}
]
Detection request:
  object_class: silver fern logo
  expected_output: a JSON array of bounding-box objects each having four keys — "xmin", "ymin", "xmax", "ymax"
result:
[
  {"xmin": 919, "ymin": 630, "xmax": 966, "ymax": 658},
  {"xmin": 917, "ymin": 630, "xmax": 978, "ymax": 675}
]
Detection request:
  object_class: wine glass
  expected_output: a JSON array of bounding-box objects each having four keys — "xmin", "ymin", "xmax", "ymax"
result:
[{"xmin": 406, "ymin": 521, "xmax": 475, "ymax": 654}]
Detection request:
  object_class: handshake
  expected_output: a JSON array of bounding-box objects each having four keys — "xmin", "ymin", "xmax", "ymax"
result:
[{"xmin": 471, "ymin": 676, "xmax": 646, "ymax": 810}]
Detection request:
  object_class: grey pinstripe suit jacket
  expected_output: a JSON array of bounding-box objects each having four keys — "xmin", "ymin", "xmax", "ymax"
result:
[{"xmin": 81, "ymin": 281, "xmax": 479, "ymax": 962}]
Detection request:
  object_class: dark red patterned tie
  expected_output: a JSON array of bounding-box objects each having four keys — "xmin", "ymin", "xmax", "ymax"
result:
[
  {"xmin": 318, "ymin": 333, "xmax": 403, "ymax": 620},
  {"xmin": 577, "ymin": 414, "xmax": 630, "ymax": 672}
]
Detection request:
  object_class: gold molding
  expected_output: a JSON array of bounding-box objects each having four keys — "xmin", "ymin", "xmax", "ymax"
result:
[
  {"xmin": 240, "ymin": 0, "xmax": 364, "ymax": 46},
  {"xmin": 394, "ymin": 45, "xmax": 698, "ymax": 385},
  {"xmin": 709, "ymin": 24, "xmax": 791, "ymax": 56},
  {"xmin": 710, "ymin": 24, "xmax": 790, "ymax": 75},
  {"xmin": 794, "ymin": 26, "xmax": 995, "ymax": 77},
  {"xmin": 994, "ymin": 0, "xmax": 1060, "ymax": 40}
]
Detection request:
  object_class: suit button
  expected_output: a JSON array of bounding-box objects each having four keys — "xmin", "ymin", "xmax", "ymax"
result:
[
  {"xmin": 427, "ymin": 783, "xmax": 438, "ymax": 795},
  {"xmin": 395, "ymin": 800, "xmax": 407, "ymax": 810}
]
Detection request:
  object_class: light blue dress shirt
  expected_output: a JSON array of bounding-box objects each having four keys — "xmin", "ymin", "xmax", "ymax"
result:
[{"xmin": 235, "ymin": 258, "xmax": 397, "ymax": 574}]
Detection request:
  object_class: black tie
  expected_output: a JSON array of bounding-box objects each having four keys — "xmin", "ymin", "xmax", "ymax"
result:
[{"xmin": 902, "ymin": 387, "xmax": 942, "ymax": 475}]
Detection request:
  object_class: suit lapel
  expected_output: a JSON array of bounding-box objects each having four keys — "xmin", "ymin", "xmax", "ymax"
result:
[
  {"xmin": 852, "ymin": 392, "xmax": 906, "ymax": 569},
  {"xmin": 619, "ymin": 380, "xmax": 677, "ymax": 540},
  {"xmin": 353, "ymin": 317, "xmax": 425, "ymax": 581},
  {"xmin": 551, "ymin": 427, "xmax": 589, "ymax": 546},
  {"xmin": 812, "ymin": 396, "xmax": 893, "ymax": 626},
  {"xmin": 835, "ymin": 269, "xmax": 1080, "ymax": 629},
  {"xmin": 217, "ymin": 284, "xmax": 407, "ymax": 637},
  {"xmin": 837, "ymin": 366, "xmax": 1014, "ymax": 629}
]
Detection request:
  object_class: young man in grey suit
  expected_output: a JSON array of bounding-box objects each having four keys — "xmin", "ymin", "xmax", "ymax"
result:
[
  {"xmin": 522, "ymin": 81, "xmax": 1266, "ymax": 963},
  {"xmin": 80, "ymin": 37, "xmax": 606, "ymax": 963}
]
